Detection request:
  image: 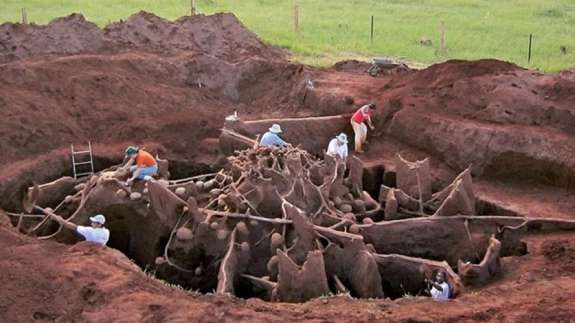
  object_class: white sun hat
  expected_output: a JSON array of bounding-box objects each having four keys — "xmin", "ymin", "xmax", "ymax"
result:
[
  {"xmin": 336, "ymin": 133, "xmax": 348, "ymax": 143},
  {"xmin": 90, "ymin": 214, "xmax": 106, "ymax": 225},
  {"xmin": 269, "ymin": 124, "xmax": 282, "ymax": 133}
]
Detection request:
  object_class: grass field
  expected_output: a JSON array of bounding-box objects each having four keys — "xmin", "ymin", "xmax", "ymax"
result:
[{"xmin": 1, "ymin": 0, "xmax": 574, "ymax": 71}]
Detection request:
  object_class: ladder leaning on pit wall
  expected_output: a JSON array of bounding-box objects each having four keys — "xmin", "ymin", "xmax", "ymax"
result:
[{"xmin": 71, "ymin": 141, "xmax": 95, "ymax": 180}]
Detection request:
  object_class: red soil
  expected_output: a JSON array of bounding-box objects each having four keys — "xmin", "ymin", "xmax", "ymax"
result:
[{"xmin": 1, "ymin": 11, "xmax": 575, "ymax": 322}]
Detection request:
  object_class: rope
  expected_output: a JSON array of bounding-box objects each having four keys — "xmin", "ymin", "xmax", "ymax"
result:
[{"xmin": 163, "ymin": 213, "xmax": 195, "ymax": 273}]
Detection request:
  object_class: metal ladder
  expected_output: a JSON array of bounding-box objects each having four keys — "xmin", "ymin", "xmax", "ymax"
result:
[{"xmin": 71, "ymin": 141, "xmax": 94, "ymax": 180}]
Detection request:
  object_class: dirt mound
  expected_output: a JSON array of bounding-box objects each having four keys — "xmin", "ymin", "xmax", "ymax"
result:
[
  {"xmin": 395, "ymin": 59, "xmax": 520, "ymax": 88},
  {"xmin": 104, "ymin": 11, "xmax": 285, "ymax": 62},
  {"xmin": 0, "ymin": 14, "xmax": 105, "ymax": 63},
  {"xmin": 0, "ymin": 11, "xmax": 285, "ymax": 64}
]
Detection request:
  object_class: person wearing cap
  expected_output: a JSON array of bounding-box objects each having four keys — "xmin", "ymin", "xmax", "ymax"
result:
[
  {"xmin": 259, "ymin": 124, "xmax": 288, "ymax": 147},
  {"xmin": 326, "ymin": 133, "xmax": 349, "ymax": 160},
  {"xmin": 47, "ymin": 211, "xmax": 110, "ymax": 246},
  {"xmin": 350, "ymin": 103, "xmax": 376, "ymax": 153},
  {"xmin": 121, "ymin": 146, "xmax": 158, "ymax": 186}
]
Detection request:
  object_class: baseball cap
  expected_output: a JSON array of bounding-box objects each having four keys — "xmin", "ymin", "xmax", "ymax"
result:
[{"xmin": 90, "ymin": 214, "xmax": 106, "ymax": 225}]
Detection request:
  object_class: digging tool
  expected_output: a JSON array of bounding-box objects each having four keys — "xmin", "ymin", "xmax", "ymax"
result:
[
  {"xmin": 22, "ymin": 183, "xmax": 44, "ymax": 214},
  {"xmin": 221, "ymin": 128, "xmax": 258, "ymax": 146},
  {"xmin": 19, "ymin": 183, "xmax": 52, "ymax": 231},
  {"xmin": 22, "ymin": 183, "xmax": 55, "ymax": 218}
]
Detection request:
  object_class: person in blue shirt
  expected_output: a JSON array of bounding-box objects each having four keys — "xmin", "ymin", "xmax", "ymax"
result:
[{"xmin": 259, "ymin": 124, "xmax": 288, "ymax": 147}]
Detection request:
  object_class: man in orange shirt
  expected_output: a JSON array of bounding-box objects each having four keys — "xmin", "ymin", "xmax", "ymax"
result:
[
  {"xmin": 350, "ymin": 103, "xmax": 376, "ymax": 153},
  {"xmin": 121, "ymin": 146, "xmax": 158, "ymax": 186}
]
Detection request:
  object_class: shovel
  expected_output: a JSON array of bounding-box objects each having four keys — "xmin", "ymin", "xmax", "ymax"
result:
[
  {"xmin": 17, "ymin": 183, "xmax": 50, "ymax": 231},
  {"xmin": 221, "ymin": 128, "xmax": 258, "ymax": 146}
]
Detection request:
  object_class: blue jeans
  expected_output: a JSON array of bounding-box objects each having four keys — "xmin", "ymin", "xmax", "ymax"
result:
[{"xmin": 130, "ymin": 165, "xmax": 158, "ymax": 179}]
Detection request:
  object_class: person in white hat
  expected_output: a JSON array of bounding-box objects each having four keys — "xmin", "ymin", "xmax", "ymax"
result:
[
  {"xmin": 47, "ymin": 211, "xmax": 110, "ymax": 246},
  {"xmin": 259, "ymin": 123, "xmax": 288, "ymax": 147},
  {"xmin": 326, "ymin": 133, "xmax": 349, "ymax": 160}
]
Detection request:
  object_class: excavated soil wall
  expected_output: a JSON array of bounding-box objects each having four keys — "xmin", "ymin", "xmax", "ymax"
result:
[
  {"xmin": 371, "ymin": 60, "xmax": 575, "ymax": 188},
  {"xmin": 388, "ymin": 109, "xmax": 575, "ymax": 186}
]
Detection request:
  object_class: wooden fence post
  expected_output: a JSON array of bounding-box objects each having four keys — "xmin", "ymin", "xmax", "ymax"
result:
[
  {"xmin": 370, "ymin": 15, "xmax": 374, "ymax": 43},
  {"xmin": 294, "ymin": 3, "xmax": 299, "ymax": 33},
  {"xmin": 22, "ymin": 8, "xmax": 28, "ymax": 24},
  {"xmin": 439, "ymin": 21, "xmax": 446, "ymax": 54},
  {"xmin": 527, "ymin": 34, "xmax": 533, "ymax": 64}
]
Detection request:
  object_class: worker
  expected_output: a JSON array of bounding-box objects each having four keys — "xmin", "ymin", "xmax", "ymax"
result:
[
  {"xmin": 259, "ymin": 124, "xmax": 288, "ymax": 147},
  {"xmin": 425, "ymin": 270, "xmax": 450, "ymax": 301},
  {"xmin": 326, "ymin": 133, "xmax": 349, "ymax": 160},
  {"xmin": 121, "ymin": 146, "xmax": 158, "ymax": 186},
  {"xmin": 350, "ymin": 103, "xmax": 376, "ymax": 153},
  {"xmin": 48, "ymin": 212, "xmax": 110, "ymax": 246}
]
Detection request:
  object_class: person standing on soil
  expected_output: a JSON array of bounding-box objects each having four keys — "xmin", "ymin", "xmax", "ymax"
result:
[
  {"xmin": 259, "ymin": 124, "xmax": 288, "ymax": 147},
  {"xmin": 47, "ymin": 212, "xmax": 110, "ymax": 246},
  {"xmin": 425, "ymin": 271, "xmax": 450, "ymax": 301},
  {"xmin": 326, "ymin": 133, "xmax": 349, "ymax": 160},
  {"xmin": 350, "ymin": 103, "xmax": 376, "ymax": 153},
  {"xmin": 121, "ymin": 146, "xmax": 158, "ymax": 186}
]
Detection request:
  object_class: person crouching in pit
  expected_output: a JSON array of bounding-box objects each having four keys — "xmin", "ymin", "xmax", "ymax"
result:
[
  {"xmin": 326, "ymin": 133, "xmax": 349, "ymax": 161},
  {"xmin": 121, "ymin": 146, "xmax": 158, "ymax": 186},
  {"xmin": 259, "ymin": 124, "xmax": 288, "ymax": 147},
  {"xmin": 350, "ymin": 102, "xmax": 376, "ymax": 154},
  {"xmin": 425, "ymin": 270, "xmax": 450, "ymax": 301}
]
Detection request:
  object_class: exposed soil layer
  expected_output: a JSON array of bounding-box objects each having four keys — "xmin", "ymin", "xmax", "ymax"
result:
[{"xmin": 1, "ymin": 11, "xmax": 575, "ymax": 322}]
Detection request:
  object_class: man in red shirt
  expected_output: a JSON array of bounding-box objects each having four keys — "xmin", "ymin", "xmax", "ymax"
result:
[
  {"xmin": 350, "ymin": 103, "xmax": 376, "ymax": 153},
  {"xmin": 121, "ymin": 146, "xmax": 158, "ymax": 186}
]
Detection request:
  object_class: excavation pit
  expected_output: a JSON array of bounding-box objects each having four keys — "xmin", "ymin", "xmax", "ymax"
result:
[{"xmin": 9, "ymin": 145, "xmax": 565, "ymax": 304}]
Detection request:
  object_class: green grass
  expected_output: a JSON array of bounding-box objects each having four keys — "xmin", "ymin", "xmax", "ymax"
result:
[{"xmin": 1, "ymin": 0, "xmax": 574, "ymax": 71}]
